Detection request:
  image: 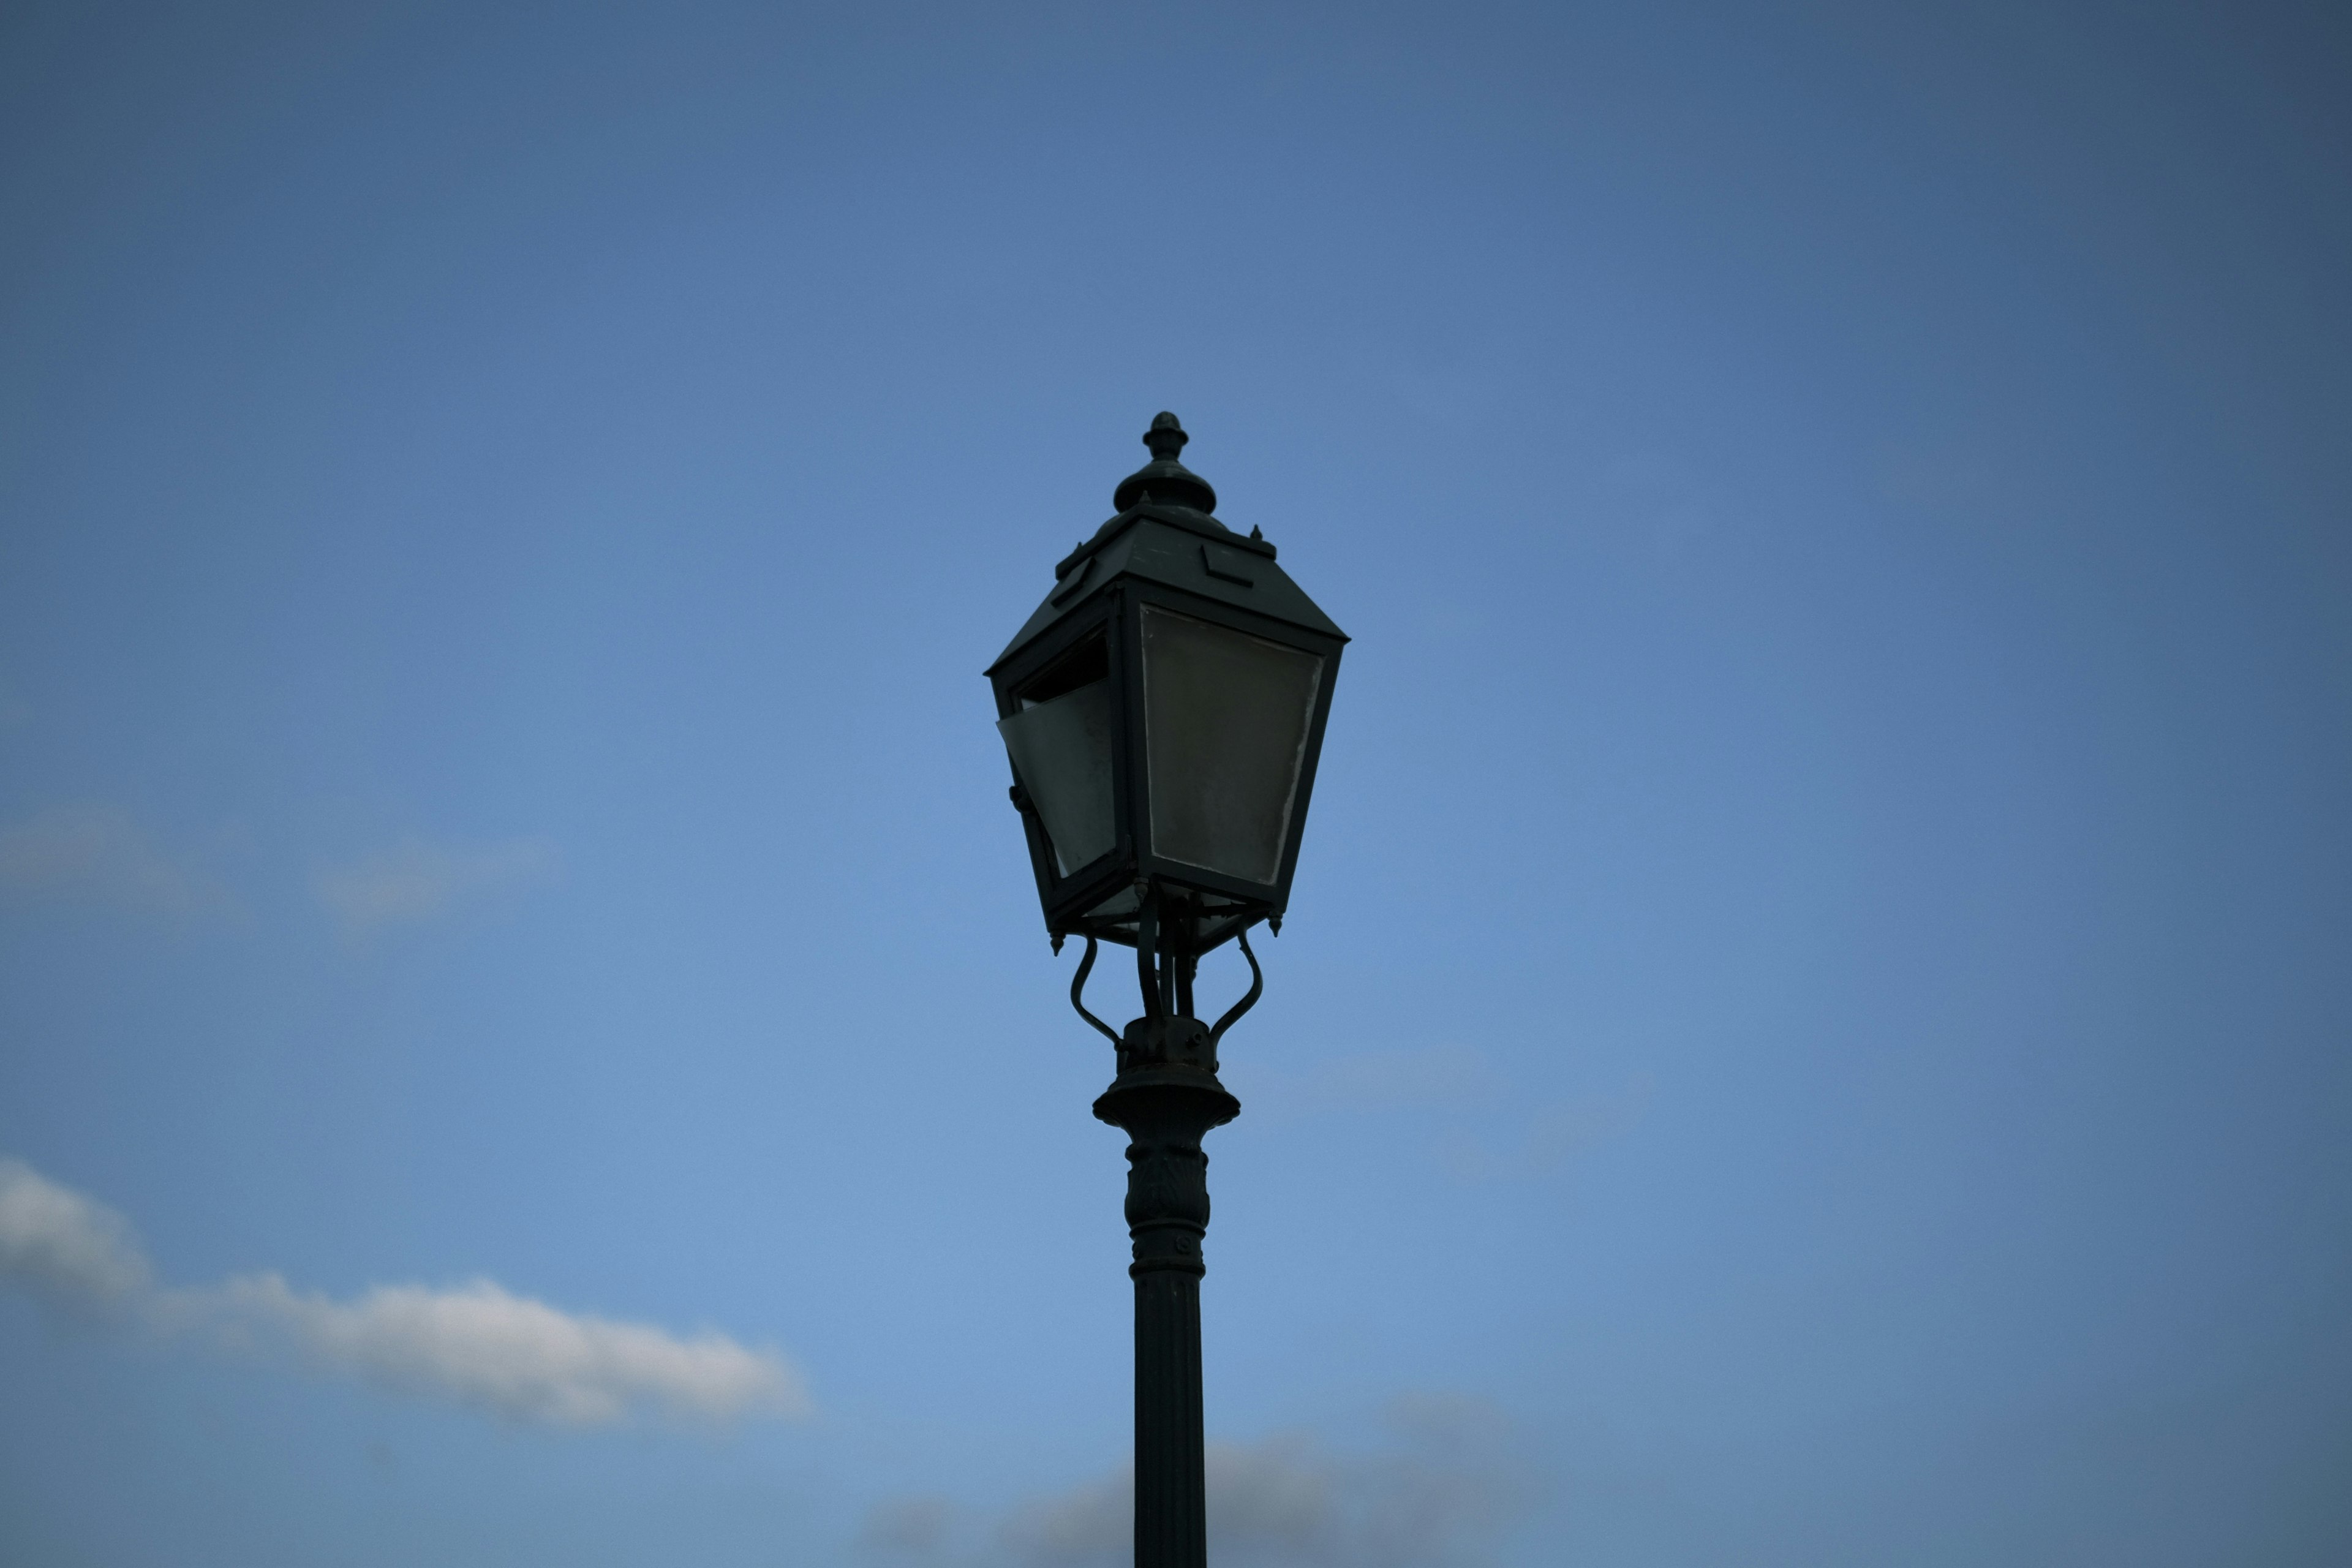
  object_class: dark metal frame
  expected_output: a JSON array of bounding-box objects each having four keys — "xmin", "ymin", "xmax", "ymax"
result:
[{"xmin": 989, "ymin": 573, "xmax": 1345, "ymax": 959}]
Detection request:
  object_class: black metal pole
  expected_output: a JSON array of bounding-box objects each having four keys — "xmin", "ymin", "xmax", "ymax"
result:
[{"xmin": 1092, "ymin": 897, "xmax": 1238, "ymax": 1568}]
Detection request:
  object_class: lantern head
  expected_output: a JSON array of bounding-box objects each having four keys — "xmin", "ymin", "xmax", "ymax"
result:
[{"xmin": 987, "ymin": 414, "xmax": 1348, "ymax": 957}]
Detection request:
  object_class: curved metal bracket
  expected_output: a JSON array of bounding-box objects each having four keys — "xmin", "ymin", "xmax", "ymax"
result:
[
  {"xmin": 1068, "ymin": 935, "xmax": 1121, "ymax": 1045},
  {"xmin": 1207, "ymin": 925, "xmax": 1264, "ymax": 1046}
]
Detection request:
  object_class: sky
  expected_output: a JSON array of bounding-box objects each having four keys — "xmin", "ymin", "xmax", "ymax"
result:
[{"xmin": 1, "ymin": 1, "xmax": 2347, "ymax": 1563}]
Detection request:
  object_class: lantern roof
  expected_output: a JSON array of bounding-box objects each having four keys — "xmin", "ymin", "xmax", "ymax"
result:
[{"xmin": 987, "ymin": 414, "xmax": 1348, "ymax": 672}]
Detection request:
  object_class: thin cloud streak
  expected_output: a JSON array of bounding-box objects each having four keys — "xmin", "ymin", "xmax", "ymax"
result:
[
  {"xmin": 0, "ymin": 804, "xmax": 234, "ymax": 920},
  {"xmin": 860, "ymin": 1495, "xmax": 959, "ymax": 1555},
  {"xmin": 1434, "ymin": 1074, "xmax": 1654, "ymax": 1183},
  {"xmin": 0, "ymin": 1153, "xmax": 806, "ymax": 1428},
  {"xmin": 313, "ymin": 835, "xmax": 560, "ymax": 937},
  {"xmin": 1227, "ymin": 1044, "xmax": 1653, "ymax": 1182},
  {"xmin": 1235, "ymin": 1043, "xmax": 1502, "ymax": 1118}
]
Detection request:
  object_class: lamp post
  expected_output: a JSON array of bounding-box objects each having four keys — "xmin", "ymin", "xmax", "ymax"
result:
[{"xmin": 987, "ymin": 415, "xmax": 1347, "ymax": 1568}]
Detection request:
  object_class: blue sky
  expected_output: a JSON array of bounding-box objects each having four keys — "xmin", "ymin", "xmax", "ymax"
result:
[{"xmin": 2, "ymin": 2, "xmax": 2346, "ymax": 1563}]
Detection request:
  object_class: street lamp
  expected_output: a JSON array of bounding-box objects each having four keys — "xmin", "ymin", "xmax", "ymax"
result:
[{"xmin": 987, "ymin": 413, "xmax": 1347, "ymax": 1568}]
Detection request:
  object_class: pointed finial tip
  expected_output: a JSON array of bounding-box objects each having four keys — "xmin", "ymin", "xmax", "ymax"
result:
[
  {"xmin": 1142, "ymin": 412, "xmax": 1189, "ymax": 461},
  {"xmin": 1114, "ymin": 410, "xmax": 1215, "ymax": 513}
]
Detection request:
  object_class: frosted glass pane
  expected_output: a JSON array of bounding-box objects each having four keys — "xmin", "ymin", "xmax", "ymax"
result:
[
  {"xmin": 1142, "ymin": 608, "xmax": 1323, "ymax": 884},
  {"xmin": 998, "ymin": 680, "xmax": 1115, "ymax": 875}
]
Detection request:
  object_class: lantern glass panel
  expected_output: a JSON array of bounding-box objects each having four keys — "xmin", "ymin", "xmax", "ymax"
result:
[
  {"xmin": 998, "ymin": 676, "xmax": 1115, "ymax": 876},
  {"xmin": 1141, "ymin": 605, "xmax": 1324, "ymax": 885}
]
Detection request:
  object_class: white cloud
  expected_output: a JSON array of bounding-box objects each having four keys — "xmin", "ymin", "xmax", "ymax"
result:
[
  {"xmin": 0, "ymin": 1153, "xmax": 806, "ymax": 1429},
  {"xmin": 0, "ymin": 804, "xmax": 231, "ymax": 919},
  {"xmin": 314, "ymin": 835, "xmax": 559, "ymax": 936},
  {"xmin": 166, "ymin": 1273, "xmax": 807, "ymax": 1427},
  {"xmin": 0, "ymin": 1156, "xmax": 153, "ymax": 1310},
  {"xmin": 998, "ymin": 1396, "xmax": 1531, "ymax": 1568}
]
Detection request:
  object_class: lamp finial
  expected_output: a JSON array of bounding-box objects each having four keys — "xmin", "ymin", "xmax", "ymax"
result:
[
  {"xmin": 1114, "ymin": 412, "xmax": 1218, "ymax": 514},
  {"xmin": 1144, "ymin": 412, "xmax": 1189, "ymax": 460}
]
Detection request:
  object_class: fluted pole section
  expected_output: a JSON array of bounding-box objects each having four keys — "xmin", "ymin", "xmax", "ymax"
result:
[{"xmin": 1095, "ymin": 1015, "xmax": 1238, "ymax": 1568}]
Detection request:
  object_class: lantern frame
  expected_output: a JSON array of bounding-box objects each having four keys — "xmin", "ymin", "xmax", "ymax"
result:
[{"xmin": 986, "ymin": 421, "xmax": 1346, "ymax": 959}]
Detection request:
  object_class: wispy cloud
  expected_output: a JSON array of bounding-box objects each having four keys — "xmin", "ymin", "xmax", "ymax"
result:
[
  {"xmin": 0, "ymin": 1154, "xmax": 806, "ymax": 1428},
  {"xmin": 0, "ymin": 1156, "xmax": 152, "ymax": 1312},
  {"xmin": 860, "ymin": 1396, "xmax": 1532, "ymax": 1566},
  {"xmin": 162, "ymin": 1273, "xmax": 806, "ymax": 1425},
  {"xmin": 1235, "ymin": 1044, "xmax": 1500, "ymax": 1117},
  {"xmin": 313, "ymin": 835, "xmax": 559, "ymax": 937},
  {"xmin": 1227, "ymin": 1044, "xmax": 1652, "ymax": 1183},
  {"xmin": 860, "ymin": 1495, "xmax": 959, "ymax": 1556},
  {"xmin": 1433, "ymin": 1075, "xmax": 1654, "ymax": 1183},
  {"xmin": 993, "ymin": 1395, "xmax": 1533, "ymax": 1568},
  {"xmin": 0, "ymin": 804, "xmax": 235, "ymax": 920}
]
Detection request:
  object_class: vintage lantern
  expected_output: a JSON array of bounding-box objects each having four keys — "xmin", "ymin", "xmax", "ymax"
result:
[{"xmin": 987, "ymin": 413, "xmax": 1347, "ymax": 976}]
